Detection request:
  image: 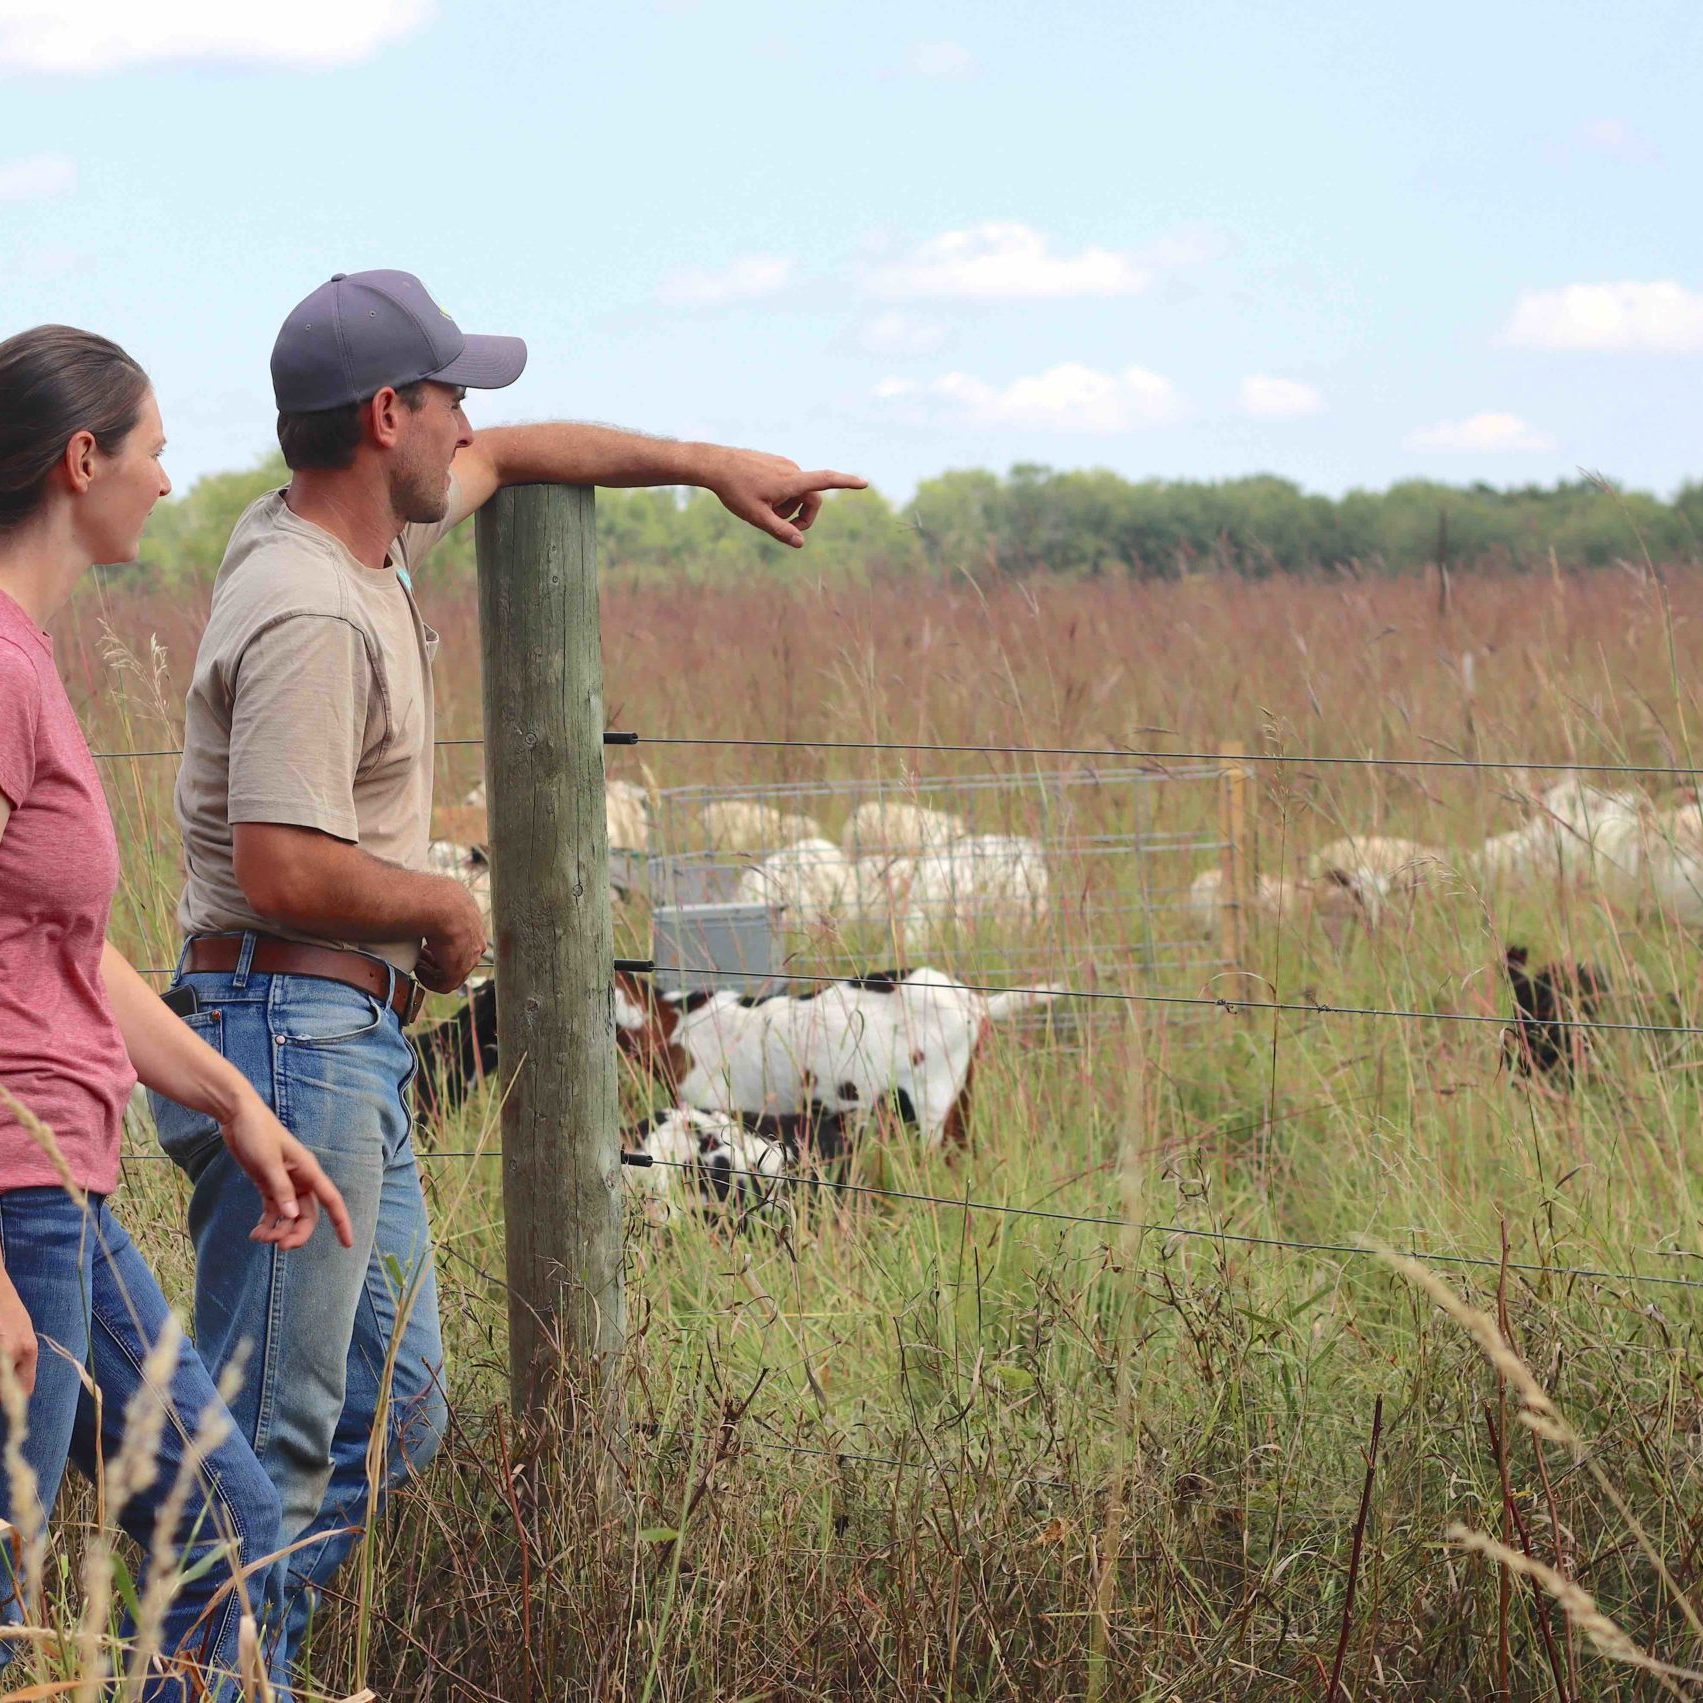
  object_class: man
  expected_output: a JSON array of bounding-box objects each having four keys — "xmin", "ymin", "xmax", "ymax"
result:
[{"xmin": 150, "ymin": 269, "xmax": 865, "ymax": 1668}]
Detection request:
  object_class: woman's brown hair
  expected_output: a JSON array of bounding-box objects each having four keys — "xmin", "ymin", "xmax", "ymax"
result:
[{"xmin": 0, "ymin": 325, "xmax": 150, "ymax": 535}]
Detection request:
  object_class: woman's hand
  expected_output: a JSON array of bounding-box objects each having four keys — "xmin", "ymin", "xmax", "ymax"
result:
[
  {"xmin": 220, "ymin": 1095, "xmax": 355, "ymax": 1251},
  {"xmin": 0, "ymin": 1266, "xmax": 38, "ymax": 1396}
]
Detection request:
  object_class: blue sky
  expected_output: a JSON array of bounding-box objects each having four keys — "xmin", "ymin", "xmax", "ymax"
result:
[{"xmin": 4, "ymin": 0, "xmax": 1703, "ymax": 503}]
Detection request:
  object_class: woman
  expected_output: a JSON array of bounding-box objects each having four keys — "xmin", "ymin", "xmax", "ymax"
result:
[{"xmin": 0, "ymin": 324, "xmax": 353, "ymax": 1699}]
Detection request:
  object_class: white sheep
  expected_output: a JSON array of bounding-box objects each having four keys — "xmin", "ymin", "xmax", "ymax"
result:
[
  {"xmin": 460, "ymin": 776, "xmax": 654, "ymax": 853},
  {"xmin": 1475, "ymin": 782, "xmax": 1703, "ymax": 924},
  {"xmin": 852, "ymin": 834, "xmax": 1050, "ymax": 948},
  {"xmin": 1642, "ymin": 799, "xmax": 1703, "ymax": 923},
  {"xmin": 700, "ymin": 800, "xmax": 824, "ymax": 854},
  {"xmin": 840, "ymin": 800, "xmax": 968, "ymax": 854},
  {"xmin": 735, "ymin": 837, "xmax": 859, "ymax": 925},
  {"xmin": 605, "ymin": 779, "xmax": 653, "ymax": 851},
  {"xmin": 1470, "ymin": 780, "xmax": 1645, "ymax": 884},
  {"xmin": 1187, "ymin": 866, "xmax": 1359, "ymax": 935},
  {"xmin": 1309, "ymin": 835, "xmax": 1450, "ymax": 921},
  {"xmin": 901, "ymin": 834, "xmax": 1050, "ymax": 947},
  {"xmin": 1452, "ymin": 778, "xmax": 1703, "ymax": 925}
]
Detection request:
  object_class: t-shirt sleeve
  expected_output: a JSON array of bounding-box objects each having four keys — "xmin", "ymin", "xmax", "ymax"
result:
[
  {"xmin": 393, "ymin": 472, "xmax": 467, "ymax": 578},
  {"xmin": 226, "ymin": 616, "xmax": 371, "ymax": 841},
  {"xmin": 0, "ymin": 642, "xmax": 41, "ymax": 810}
]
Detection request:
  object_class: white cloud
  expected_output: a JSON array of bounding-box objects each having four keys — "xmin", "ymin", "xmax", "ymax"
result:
[
  {"xmin": 868, "ymin": 222, "xmax": 1159, "ymax": 300},
  {"xmin": 0, "ymin": 0, "xmax": 431, "ymax": 72},
  {"xmin": 657, "ymin": 254, "xmax": 794, "ymax": 307},
  {"xmin": 904, "ymin": 39, "xmax": 976, "ymax": 79},
  {"xmin": 1239, "ymin": 374, "xmax": 1324, "ymax": 419},
  {"xmin": 1504, "ymin": 281, "xmax": 1703, "ymax": 353},
  {"xmin": 876, "ymin": 362, "xmax": 1181, "ymax": 432},
  {"xmin": 1405, "ymin": 412, "xmax": 1556, "ymax": 454},
  {"xmin": 1578, "ymin": 117, "xmax": 1659, "ymax": 164},
  {"xmin": 0, "ymin": 154, "xmax": 75, "ymax": 201},
  {"xmin": 859, "ymin": 310, "xmax": 947, "ymax": 357}
]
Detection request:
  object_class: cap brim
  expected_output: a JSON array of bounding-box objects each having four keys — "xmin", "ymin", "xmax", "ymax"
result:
[{"xmin": 429, "ymin": 333, "xmax": 528, "ymax": 391}]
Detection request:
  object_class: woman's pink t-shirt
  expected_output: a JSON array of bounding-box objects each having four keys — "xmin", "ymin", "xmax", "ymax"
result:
[{"xmin": 0, "ymin": 590, "xmax": 133, "ymax": 1195}]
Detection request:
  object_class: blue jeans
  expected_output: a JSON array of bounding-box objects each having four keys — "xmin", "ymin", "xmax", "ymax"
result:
[
  {"xmin": 149, "ymin": 937, "xmax": 448, "ymax": 1671},
  {"xmin": 0, "ymin": 1189, "xmax": 283, "ymax": 1701}
]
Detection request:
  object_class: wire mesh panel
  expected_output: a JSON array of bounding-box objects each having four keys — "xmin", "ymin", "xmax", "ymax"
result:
[{"xmin": 647, "ymin": 762, "xmax": 1234, "ymax": 1020}]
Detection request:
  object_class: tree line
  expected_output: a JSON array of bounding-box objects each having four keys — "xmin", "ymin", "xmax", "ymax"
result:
[{"xmin": 129, "ymin": 454, "xmax": 1703, "ymax": 585}]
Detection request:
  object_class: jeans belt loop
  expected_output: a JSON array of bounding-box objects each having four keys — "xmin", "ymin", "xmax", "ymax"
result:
[{"xmin": 233, "ymin": 931, "xmax": 258, "ymax": 990}]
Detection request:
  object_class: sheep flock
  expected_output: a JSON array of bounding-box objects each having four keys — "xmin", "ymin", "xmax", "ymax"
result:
[
  {"xmin": 430, "ymin": 772, "xmax": 1703, "ymax": 958},
  {"xmin": 1187, "ymin": 777, "xmax": 1703, "ymax": 938}
]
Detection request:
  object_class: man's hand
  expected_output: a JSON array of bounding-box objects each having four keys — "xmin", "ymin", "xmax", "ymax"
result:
[
  {"xmin": 416, "ymin": 879, "xmax": 488, "ymax": 994},
  {"xmin": 0, "ymin": 1267, "xmax": 37, "ymax": 1397},
  {"xmin": 222, "ymin": 1095, "xmax": 355, "ymax": 1251},
  {"xmin": 698, "ymin": 447, "xmax": 868, "ymax": 549}
]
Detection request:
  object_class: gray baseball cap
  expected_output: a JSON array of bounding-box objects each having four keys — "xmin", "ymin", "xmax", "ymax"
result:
[{"xmin": 271, "ymin": 269, "xmax": 528, "ymax": 413}]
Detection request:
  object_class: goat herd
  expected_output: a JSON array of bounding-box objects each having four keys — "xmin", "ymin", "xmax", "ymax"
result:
[{"xmin": 412, "ymin": 773, "xmax": 1699, "ymax": 1223}]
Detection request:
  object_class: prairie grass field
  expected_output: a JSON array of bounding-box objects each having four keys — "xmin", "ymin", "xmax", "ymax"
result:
[{"xmin": 34, "ymin": 554, "xmax": 1703, "ymax": 1699}]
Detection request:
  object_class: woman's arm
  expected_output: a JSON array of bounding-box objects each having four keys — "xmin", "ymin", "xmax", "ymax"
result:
[
  {"xmin": 100, "ymin": 941, "xmax": 354, "ymax": 1250},
  {"xmin": 0, "ymin": 796, "xmax": 37, "ymax": 1391},
  {"xmin": 102, "ymin": 939, "xmax": 246, "ymax": 1121}
]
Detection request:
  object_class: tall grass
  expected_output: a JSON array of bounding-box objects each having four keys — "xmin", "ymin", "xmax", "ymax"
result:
[{"xmin": 29, "ymin": 559, "xmax": 1703, "ymax": 1697}]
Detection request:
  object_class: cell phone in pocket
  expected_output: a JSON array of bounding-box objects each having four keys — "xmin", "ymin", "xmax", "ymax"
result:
[{"xmin": 161, "ymin": 983, "xmax": 200, "ymax": 1019}]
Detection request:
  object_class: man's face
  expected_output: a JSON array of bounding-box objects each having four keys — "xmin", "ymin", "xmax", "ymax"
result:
[{"xmin": 389, "ymin": 381, "xmax": 473, "ymax": 524}]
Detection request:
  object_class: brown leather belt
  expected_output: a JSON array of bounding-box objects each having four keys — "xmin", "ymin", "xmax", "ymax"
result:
[{"xmin": 184, "ymin": 935, "xmax": 426, "ymax": 1023}]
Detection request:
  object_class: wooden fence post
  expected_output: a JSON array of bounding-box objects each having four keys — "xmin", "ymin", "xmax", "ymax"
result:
[
  {"xmin": 475, "ymin": 484, "xmax": 623, "ymax": 1427},
  {"xmin": 1218, "ymin": 741, "xmax": 1251, "ymax": 1001}
]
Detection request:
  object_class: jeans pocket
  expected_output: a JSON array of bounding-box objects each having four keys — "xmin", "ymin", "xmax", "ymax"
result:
[
  {"xmin": 151, "ymin": 1008, "xmax": 227, "ymax": 1174},
  {"xmin": 274, "ymin": 983, "xmax": 386, "ymax": 1048}
]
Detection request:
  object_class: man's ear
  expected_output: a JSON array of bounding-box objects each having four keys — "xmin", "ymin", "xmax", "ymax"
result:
[{"xmin": 365, "ymin": 387, "xmax": 407, "ymax": 451}]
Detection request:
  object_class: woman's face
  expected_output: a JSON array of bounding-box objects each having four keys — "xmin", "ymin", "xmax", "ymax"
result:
[{"xmin": 79, "ymin": 387, "xmax": 171, "ymax": 565}]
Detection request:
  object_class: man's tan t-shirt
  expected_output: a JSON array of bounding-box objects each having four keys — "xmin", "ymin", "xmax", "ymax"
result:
[{"xmin": 175, "ymin": 488, "xmax": 459, "ymax": 973}]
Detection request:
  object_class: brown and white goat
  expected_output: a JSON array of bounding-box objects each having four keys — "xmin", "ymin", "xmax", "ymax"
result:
[{"xmin": 614, "ymin": 967, "xmax": 1058, "ymax": 1149}]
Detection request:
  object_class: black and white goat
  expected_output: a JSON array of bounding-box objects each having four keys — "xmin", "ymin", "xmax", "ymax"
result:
[{"xmin": 622, "ymin": 1104, "xmax": 849, "ymax": 1222}]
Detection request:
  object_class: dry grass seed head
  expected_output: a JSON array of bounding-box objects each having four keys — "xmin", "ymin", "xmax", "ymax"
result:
[
  {"xmin": 1447, "ymin": 1525, "xmax": 1703, "ymax": 1692},
  {"xmin": 1368, "ymin": 1244, "xmax": 1571, "ymax": 1441}
]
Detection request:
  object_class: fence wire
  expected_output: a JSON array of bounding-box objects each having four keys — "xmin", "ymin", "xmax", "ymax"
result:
[
  {"xmin": 85, "ymin": 734, "xmax": 1703, "ymax": 779},
  {"xmin": 123, "ymin": 958, "xmax": 1703, "ymax": 1041},
  {"xmin": 619, "ymin": 1153, "xmax": 1703, "ymax": 1294},
  {"xmin": 118, "ymin": 1141, "xmax": 1703, "ymax": 1297},
  {"xmin": 645, "ymin": 963, "xmax": 1703, "ymax": 1040}
]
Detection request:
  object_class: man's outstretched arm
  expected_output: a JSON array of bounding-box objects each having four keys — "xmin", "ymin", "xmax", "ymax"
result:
[{"xmin": 450, "ymin": 423, "xmax": 867, "ymax": 548}]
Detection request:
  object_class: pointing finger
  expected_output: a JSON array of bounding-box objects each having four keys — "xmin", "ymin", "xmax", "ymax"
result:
[
  {"xmin": 788, "ymin": 469, "xmax": 867, "ymax": 495},
  {"xmin": 306, "ymin": 1162, "xmax": 355, "ymax": 1248}
]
